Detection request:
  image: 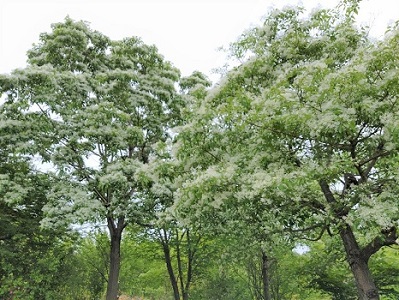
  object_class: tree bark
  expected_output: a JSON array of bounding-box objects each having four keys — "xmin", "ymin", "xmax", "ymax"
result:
[
  {"xmin": 339, "ymin": 224, "xmax": 379, "ymax": 300},
  {"xmin": 183, "ymin": 229, "xmax": 196, "ymax": 300},
  {"xmin": 106, "ymin": 217, "xmax": 124, "ymax": 300},
  {"xmin": 319, "ymin": 180, "xmax": 379, "ymax": 300},
  {"xmin": 159, "ymin": 228, "xmax": 181, "ymax": 300},
  {"xmin": 261, "ymin": 250, "xmax": 272, "ymax": 300},
  {"xmin": 176, "ymin": 230, "xmax": 186, "ymax": 300}
]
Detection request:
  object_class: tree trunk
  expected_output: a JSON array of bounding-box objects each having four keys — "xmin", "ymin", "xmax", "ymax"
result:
[
  {"xmin": 339, "ymin": 224, "xmax": 379, "ymax": 300},
  {"xmin": 319, "ymin": 179, "xmax": 379, "ymax": 300},
  {"xmin": 106, "ymin": 218, "xmax": 124, "ymax": 300},
  {"xmin": 183, "ymin": 229, "xmax": 195, "ymax": 300},
  {"xmin": 261, "ymin": 250, "xmax": 271, "ymax": 300},
  {"xmin": 182, "ymin": 289, "xmax": 189, "ymax": 300},
  {"xmin": 176, "ymin": 230, "xmax": 187, "ymax": 300},
  {"xmin": 160, "ymin": 229, "xmax": 181, "ymax": 300}
]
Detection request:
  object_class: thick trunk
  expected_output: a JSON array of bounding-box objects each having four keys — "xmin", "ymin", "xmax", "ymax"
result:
[
  {"xmin": 261, "ymin": 251, "xmax": 271, "ymax": 300},
  {"xmin": 106, "ymin": 219, "xmax": 124, "ymax": 300},
  {"xmin": 319, "ymin": 180, "xmax": 379, "ymax": 300},
  {"xmin": 340, "ymin": 224, "xmax": 379, "ymax": 300},
  {"xmin": 160, "ymin": 229, "xmax": 181, "ymax": 300}
]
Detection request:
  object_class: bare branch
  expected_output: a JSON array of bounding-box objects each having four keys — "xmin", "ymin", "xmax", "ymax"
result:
[
  {"xmin": 288, "ymin": 224, "xmax": 327, "ymax": 241},
  {"xmin": 319, "ymin": 179, "xmax": 336, "ymax": 204}
]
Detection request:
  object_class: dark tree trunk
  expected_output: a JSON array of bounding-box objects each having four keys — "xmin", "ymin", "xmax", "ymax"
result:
[
  {"xmin": 176, "ymin": 229, "xmax": 191, "ymax": 300},
  {"xmin": 261, "ymin": 250, "xmax": 271, "ymax": 300},
  {"xmin": 106, "ymin": 217, "xmax": 125, "ymax": 300},
  {"xmin": 183, "ymin": 229, "xmax": 196, "ymax": 300},
  {"xmin": 339, "ymin": 224, "xmax": 379, "ymax": 300},
  {"xmin": 159, "ymin": 229, "xmax": 181, "ymax": 300},
  {"xmin": 176, "ymin": 231, "xmax": 186, "ymax": 300},
  {"xmin": 319, "ymin": 180, "xmax": 380, "ymax": 300}
]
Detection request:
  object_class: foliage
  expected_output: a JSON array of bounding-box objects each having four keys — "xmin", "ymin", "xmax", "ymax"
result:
[
  {"xmin": 0, "ymin": 166, "xmax": 79, "ymax": 299},
  {"xmin": 300, "ymin": 239, "xmax": 357, "ymax": 300},
  {"xmin": 189, "ymin": 265, "xmax": 251, "ymax": 300},
  {"xmin": 369, "ymin": 247, "xmax": 399, "ymax": 299},
  {"xmin": 120, "ymin": 228, "xmax": 172, "ymax": 299},
  {"xmin": 64, "ymin": 231, "xmax": 110, "ymax": 299},
  {"xmin": 1, "ymin": 3, "xmax": 399, "ymax": 299}
]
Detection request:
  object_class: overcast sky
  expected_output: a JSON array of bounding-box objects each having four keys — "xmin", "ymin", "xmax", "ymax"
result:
[{"xmin": 1, "ymin": 0, "xmax": 399, "ymax": 83}]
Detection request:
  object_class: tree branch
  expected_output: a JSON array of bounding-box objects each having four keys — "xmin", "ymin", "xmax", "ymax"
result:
[
  {"xmin": 117, "ymin": 216, "xmax": 127, "ymax": 230},
  {"xmin": 319, "ymin": 179, "xmax": 336, "ymax": 204},
  {"xmin": 107, "ymin": 216, "xmax": 116, "ymax": 234},
  {"xmin": 355, "ymin": 143, "xmax": 390, "ymax": 182},
  {"xmin": 85, "ymin": 258, "xmax": 109, "ymax": 283},
  {"xmin": 362, "ymin": 226, "xmax": 398, "ymax": 263},
  {"xmin": 289, "ymin": 224, "xmax": 327, "ymax": 241}
]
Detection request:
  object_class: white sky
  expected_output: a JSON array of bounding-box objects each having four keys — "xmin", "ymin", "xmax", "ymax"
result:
[{"xmin": 1, "ymin": 0, "xmax": 399, "ymax": 83}]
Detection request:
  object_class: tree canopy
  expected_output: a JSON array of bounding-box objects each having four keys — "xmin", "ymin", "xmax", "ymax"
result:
[{"xmin": 173, "ymin": 4, "xmax": 399, "ymax": 300}]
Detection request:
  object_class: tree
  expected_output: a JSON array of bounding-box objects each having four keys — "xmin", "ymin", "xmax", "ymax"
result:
[
  {"xmin": 0, "ymin": 17, "xmax": 182, "ymax": 300},
  {"xmin": 0, "ymin": 95, "xmax": 78, "ymax": 299},
  {"xmin": 135, "ymin": 147, "xmax": 206, "ymax": 300},
  {"xmin": 127, "ymin": 70, "xmax": 214, "ymax": 300},
  {"xmin": 174, "ymin": 43, "xmax": 290, "ymax": 300},
  {"xmin": 0, "ymin": 161, "xmax": 79, "ymax": 299},
  {"xmin": 173, "ymin": 4, "xmax": 399, "ymax": 300}
]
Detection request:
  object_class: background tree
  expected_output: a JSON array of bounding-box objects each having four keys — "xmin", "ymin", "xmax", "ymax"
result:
[
  {"xmin": 0, "ymin": 161, "xmax": 79, "ymax": 299},
  {"xmin": 0, "ymin": 91, "xmax": 80, "ymax": 299},
  {"xmin": 119, "ymin": 226, "xmax": 172, "ymax": 299},
  {"xmin": 126, "ymin": 71, "xmax": 214, "ymax": 300},
  {"xmin": 0, "ymin": 17, "xmax": 182, "ymax": 300}
]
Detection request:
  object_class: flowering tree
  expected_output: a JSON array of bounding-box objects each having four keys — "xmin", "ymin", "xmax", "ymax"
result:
[
  {"xmin": 174, "ymin": 4, "xmax": 399, "ymax": 300},
  {"xmin": 0, "ymin": 17, "xmax": 181, "ymax": 300}
]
